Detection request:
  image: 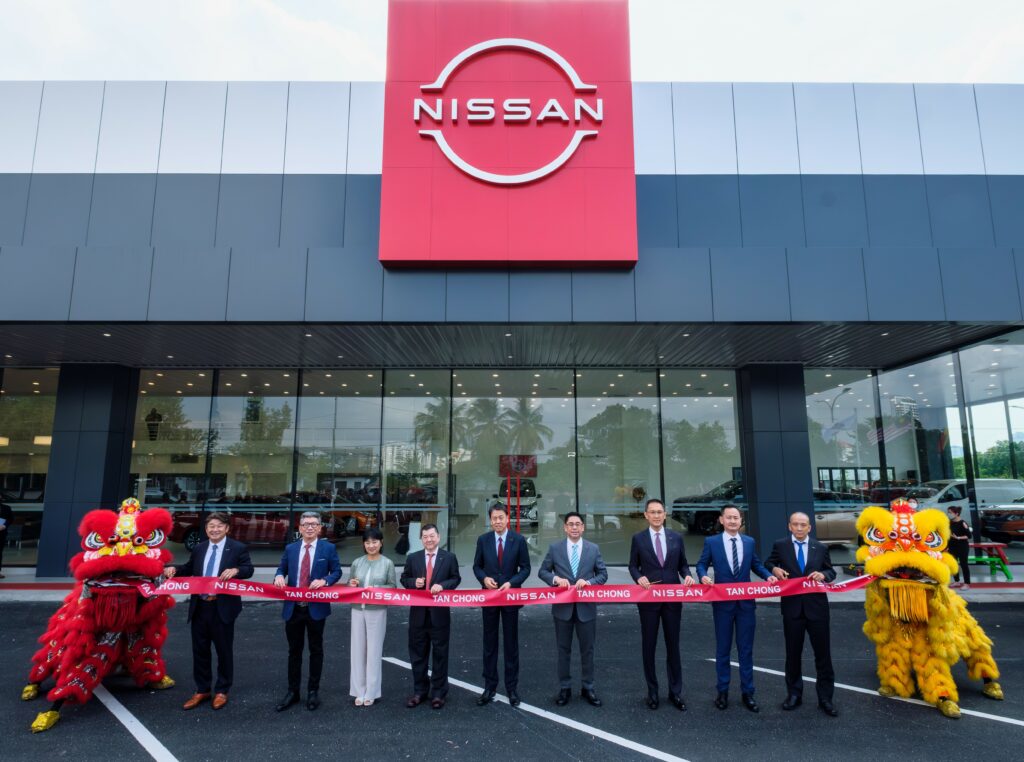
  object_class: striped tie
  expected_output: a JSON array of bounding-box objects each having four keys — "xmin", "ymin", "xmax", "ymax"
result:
[{"xmin": 570, "ymin": 543, "xmax": 579, "ymax": 578}]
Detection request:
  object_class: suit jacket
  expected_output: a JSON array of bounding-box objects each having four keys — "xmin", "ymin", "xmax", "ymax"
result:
[
  {"xmin": 173, "ymin": 537, "xmax": 254, "ymax": 624},
  {"xmin": 400, "ymin": 548, "xmax": 461, "ymax": 627},
  {"xmin": 274, "ymin": 539, "xmax": 342, "ymax": 621},
  {"xmin": 696, "ymin": 533, "xmax": 772, "ymax": 588},
  {"xmin": 472, "ymin": 530, "xmax": 530, "ymax": 589},
  {"xmin": 628, "ymin": 527, "xmax": 691, "ymax": 585},
  {"xmin": 765, "ymin": 536, "xmax": 835, "ymax": 619},
  {"xmin": 538, "ymin": 539, "xmax": 608, "ymax": 622}
]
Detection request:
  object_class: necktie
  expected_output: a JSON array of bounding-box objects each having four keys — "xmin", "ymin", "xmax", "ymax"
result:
[
  {"xmin": 570, "ymin": 543, "xmax": 580, "ymax": 578},
  {"xmin": 654, "ymin": 532, "xmax": 665, "ymax": 566},
  {"xmin": 730, "ymin": 537, "xmax": 739, "ymax": 576},
  {"xmin": 497, "ymin": 536, "xmax": 504, "ymax": 567},
  {"xmin": 426, "ymin": 553, "xmax": 435, "ymax": 587},
  {"xmin": 796, "ymin": 541, "xmax": 806, "ymax": 574},
  {"xmin": 299, "ymin": 543, "xmax": 312, "ymax": 588},
  {"xmin": 204, "ymin": 544, "xmax": 218, "ymax": 577}
]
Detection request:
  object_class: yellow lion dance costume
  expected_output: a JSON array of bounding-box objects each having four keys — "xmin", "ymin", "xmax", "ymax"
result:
[{"xmin": 856, "ymin": 498, "xmax": 1003, "ymax": 718}]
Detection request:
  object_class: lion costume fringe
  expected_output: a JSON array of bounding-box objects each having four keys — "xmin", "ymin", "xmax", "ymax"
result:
[
  {"xmin": 21, "ymin": 498, "xmax": 176, "ymax": 732},
  {"xmin": 856, "ymin": 498, "xmax": 1003, "ymax": 718}
]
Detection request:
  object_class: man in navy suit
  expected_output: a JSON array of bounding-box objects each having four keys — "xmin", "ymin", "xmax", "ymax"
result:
[
  {"xmin": 766, "ymin": 511, "xmax": 838, "ymax": 716},
  {"xmin": 696, "ymin": 504, "xmax": 777, "ymax": 713},
  {"xmin": 401, "ymin": 523, "xmax": 461, "ymax": 709},
  {"xmin": 272, "ymin": 511, "xmax": 342, "ymax": 712},
  {"xmin": 628, "ymin": 498, "xmax": 696, "ymax": 711},
  {"xmin": 164, "ymin": 512, "xmax": 254, "ymax": 711},
  {"xmin": 473, "ymin": 503, "xmax": 530, "ymax": 706},
  {"xmin": 539, "ymin": 511, "xmax": 608, "ymax": 707}
]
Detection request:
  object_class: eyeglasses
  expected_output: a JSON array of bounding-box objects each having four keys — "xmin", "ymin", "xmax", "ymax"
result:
[
  {"xmin": 565, "ymin": 522, "xmax": 584, "ymax": 527},
  {"xmin": 299, "ymin": 522, "xmax": 321, "ymax": 528}
]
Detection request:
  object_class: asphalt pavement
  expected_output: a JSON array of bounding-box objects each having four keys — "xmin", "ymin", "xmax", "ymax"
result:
[{"xmin": 2, "ymin": 592, "xmax": 1022, "ymax": 762}]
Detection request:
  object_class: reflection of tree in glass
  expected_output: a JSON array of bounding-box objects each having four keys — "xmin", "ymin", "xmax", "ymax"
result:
[
  {"xmin": 228, "ymin": 399, "xmax": 293, "ymax": 454},
  {"xmin": 505, "ymin": 398, "xmax": 553, "ymax": 454},
  {"xmin": 975, "ymin": 439, "xmax": 1016, "ymax": 479},
  {"xmin": 467, "ymin": 399, "xmax": 511, "ymax": 455},
  {"xmin": 663, "ymin": 419, "xmax": 738, "ymax": 495},
  {"xmin": 413, "ymin": 397, "xmax": 462, "ymax": 464},
  {"xmin": 0, "ymin": 395, "xmax": 56, "ymax": 441},
  {"xmin": 577, "ymin": 404, "xmax": 659, "ymax": 503},
  {"xmin": 135, "ymin": 397, "xmax": 214, "ymax": 456}
]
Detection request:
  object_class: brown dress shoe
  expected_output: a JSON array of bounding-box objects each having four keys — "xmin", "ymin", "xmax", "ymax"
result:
[
  {"xmin": 182, "ymin": 692, "xmax": 210, "ymax": 710},
  {"xmin": 212, "ymin": 693, "xmax": 229, "ymax": 710}
]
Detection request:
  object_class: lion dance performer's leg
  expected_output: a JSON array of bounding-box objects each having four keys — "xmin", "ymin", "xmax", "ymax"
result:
[
  {"xmin": 122, "ymin": 597, "xmax": 175, "ymax": 689},
  {"xmin": 863, "ymin": 585, "xmax": 915, "ymax": 698},
  {"xmin": 23, "ymin": 591, "xmax": 79, "ymax": 701},
  {"xmin": 908, "ymin": 626, "xmax": 961, "ymax": 717},
  {"xmin": 946, "ymin": 593, "xmax": 1003, "ymax": 701}
]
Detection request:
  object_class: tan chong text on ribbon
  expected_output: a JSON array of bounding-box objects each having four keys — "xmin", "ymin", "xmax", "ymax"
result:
[{"xmin": 137, "ymin": 575, "xmax": 873, "ymax": 607}]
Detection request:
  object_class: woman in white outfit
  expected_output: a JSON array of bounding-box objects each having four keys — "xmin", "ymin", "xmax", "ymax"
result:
[{"xmin": 348, "ymin": 527, "xmax": 397, "ymax": 706}]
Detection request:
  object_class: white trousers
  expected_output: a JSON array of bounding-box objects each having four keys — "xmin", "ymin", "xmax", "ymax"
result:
[{"xmin": 350, "ymin": 608, "xmax": 388, "ymax": 699}]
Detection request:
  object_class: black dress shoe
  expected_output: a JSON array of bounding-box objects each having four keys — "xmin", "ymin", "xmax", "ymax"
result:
[
  {"xmin": 406, "ymin": 693, "xmax": 428, "ymax": 708},
  {"xmin": 741, "ymin": 693, "xmax": 759, "ymax": 713},
  {"xmin": 646, "ymin": 692, "xmax": 659, "ymax": 710},
  {"xmin": 818, "ymin": 700, "xmax": 838, "ymax": 717},
  {"xmin": 714, "ymin": 692, "xmax": 728, "ymax": 710},
  {"xmin": 306, "ymin": 691, "xmax": 320, "ymax": 711},
  {"xmin": 668, "ymin": 693, "xmax": 686, "ymax": 711},
  {"xmin": 581, "ymin": 688, "xmax": 602, "ymax": 707},
  {"xmin": 555, "ymin": 688, "xmax": 571, "ymax": 706},
  {"xmin": 431, "ymin": 697, "xmax": 445, "ymax": 709},
  {"xmin": 477, "ymin": 689, "xmax": 495, "ymax": 706},
  {"xmin": 275, "ymin": 691, "xmax": 299, "ymax": 712},
  {"xmin": 781, "ymin": 694, "xmax": 802, "ymax": 711},
  {"xmin": 508, "ymin": 689, "xmax": 521, "ymax": 707}
]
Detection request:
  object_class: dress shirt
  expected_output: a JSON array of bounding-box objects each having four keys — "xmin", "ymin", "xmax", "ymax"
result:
[
  {"xmin": 722, "ymin": 531, "xmax": 743, "ymax": 569},
  {"xmin": 202, "ymin": 539, "xmax": 225, "ymax": 576},
  {"xmin": 566, "ymin": 538, "xmax": 583, "ymax": 575}
]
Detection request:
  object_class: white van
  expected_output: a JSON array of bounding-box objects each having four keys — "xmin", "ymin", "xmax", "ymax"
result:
[{"xmin": 905, "ymin": 478, "xmax": 1024, "ymax": 511}]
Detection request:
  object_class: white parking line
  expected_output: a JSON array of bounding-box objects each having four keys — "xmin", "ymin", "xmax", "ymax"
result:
[
  {"xmin": 712, "ymin": 659, "xmax": 1024, "ymax": 727},
  {"xmin": 382, "ymin": 657, "xmax": 690, "ymax": 762},
  {"xmin": 94, "ymin": 686, "xmax": 180, "ymax": 762}
]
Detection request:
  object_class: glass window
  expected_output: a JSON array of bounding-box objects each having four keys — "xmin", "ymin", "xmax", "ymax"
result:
[
  {"xmin": 295, "ymin": 370, "xmax": 382, "ymax": 560},
  {"xmin": 575, "ymin": 370, "xmax": 660, "ymax": 563},
  {"xmin": 804, "ymin": 369, "xmax": 882, "ymax": 564},
  {"xmin": 0, "ymin": 368, "xmax": 59, "ymax": 567},
  {"xmin": 450, "ymin": 370, "xmax": 576, "ymax": 564},
  {"xmin": 130, "ymin": 370, "xmax": 214, "ymax": 561},
  {"xmin": 208, "ymin": 369, "xmax": 298, "ymax": 565},
  {"xmin": 382, "ymin": 370, "xmax": 450, "ymax": 557},
  {"xmin": 661, "ymin": 370, "xmax": 742, "ymax": 545}
]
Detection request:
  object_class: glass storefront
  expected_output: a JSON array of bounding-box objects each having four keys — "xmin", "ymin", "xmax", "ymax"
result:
[{"xmin": 0, "ymin": 368, "xmax": 59, "ymax": 567}]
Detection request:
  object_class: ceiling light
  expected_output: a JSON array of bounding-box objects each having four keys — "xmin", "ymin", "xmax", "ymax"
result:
[{"xmin": 102, "ymin": 332, "xmax": 111, "ymax": 337}]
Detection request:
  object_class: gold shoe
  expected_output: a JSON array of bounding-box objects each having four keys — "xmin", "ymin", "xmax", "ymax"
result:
[
  {"xmin": 937, "ymin": 698, "xmax": 961, "ymax": 718},
  {"xmin": 21, "ymin": 684, "xmax": 39, "ymax": 701},
  {"xmin": 983, "ymin": 681, "xmax": 1004, "ymax": 700},
  {"xmin": 152, "ymin": 675, "xmax": 175, "ymax": 690},
  {"xmin": 877, "ymin": 686, "xmax": 896, "ymax": 697},
  {"xmin": 30, "ymin": 710, "xmax": 60, "ymax": 733}
]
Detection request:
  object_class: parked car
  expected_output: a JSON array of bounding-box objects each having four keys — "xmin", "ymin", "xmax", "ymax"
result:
[
  {"xmin": 327, "ymin": 509, "xmax": 379, "ymax": 537},
  {"xmin": 168, "ymin": 509, "xmax": 338, "ymax": 551},
  {"xmin": 982, "ymin": 498, "xmax": 1024, "ymax": 543},
  {"xmin": 905, "ymin": 478, "xmax": 1024, "ymax": 512},
  {"xmin": 494, "ymin": 478, "xmax": 541, "ymax": 525},
  {"xmin": 812, "ymin": 490, "xmax": 864, "ymax": 547},
  {"xmin": 672, "ymin": 480, "xmax": 745, "ymax": 535}
]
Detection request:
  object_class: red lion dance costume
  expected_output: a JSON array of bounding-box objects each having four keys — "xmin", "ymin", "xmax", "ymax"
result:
[{"xmin": 21, "ymin": 498, "xmax": 176, "ymax": 732}]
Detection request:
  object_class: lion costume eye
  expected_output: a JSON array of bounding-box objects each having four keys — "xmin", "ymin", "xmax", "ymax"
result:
[
  {"xmin": 84, "ymin": 532, "xmax": 105, "ymax": 550},
  {"xmin": 866, "ymin": 526, "xmax": 886, "ymax": 544},
  {"xmin": 922, "ymin": 532, "xmax": 944, "ymax": 549},
  {"xmin": 144, "ymin": 529, "xmax": 165, "ymax": 547}
]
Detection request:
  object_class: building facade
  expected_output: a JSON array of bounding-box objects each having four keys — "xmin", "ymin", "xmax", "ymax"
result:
[{"xmin": 3, "ymin": 75, "xmax": 1024, "ymax": 576}]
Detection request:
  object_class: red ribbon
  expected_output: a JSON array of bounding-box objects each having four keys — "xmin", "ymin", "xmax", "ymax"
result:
[{"xmin": 139, "ymin": 575, "xmax": 873, "ymax": 608}]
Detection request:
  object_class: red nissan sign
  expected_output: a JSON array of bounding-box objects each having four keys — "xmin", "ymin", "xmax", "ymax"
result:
[{"xmin": 380, "ymin": 0, "xmax": 637, "ymax": 267}]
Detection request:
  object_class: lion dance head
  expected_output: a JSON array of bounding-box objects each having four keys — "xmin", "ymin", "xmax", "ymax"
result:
[
  {"xmin": 22, "ymin": 498, "xmax": 177, "ymax": 732},
  {"xmin": 855, "ymin": 498, "xmax": 1003, "ymax": 717}
]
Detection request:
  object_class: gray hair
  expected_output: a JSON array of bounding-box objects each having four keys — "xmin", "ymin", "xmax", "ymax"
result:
[{"xmin": 299, "ymin": 511, "xmax": 321, "ymax": 524}]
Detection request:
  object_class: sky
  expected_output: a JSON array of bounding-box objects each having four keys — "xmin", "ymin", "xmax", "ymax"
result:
[{"xmin": 2, "ymin": 0, "xmax": 1024, "ymax": 82}]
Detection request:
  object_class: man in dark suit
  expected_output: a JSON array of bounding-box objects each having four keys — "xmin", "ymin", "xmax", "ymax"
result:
[
  {"xmin": 272, "ymin": 511, "xmax": 342, "ymax": 712},
  {"xmin": 628, "ymin": 498, "xmax": 696, "ymax": 711},
  {"xmin": 539, "ymin": 511, "xmax": 608, "ymax": 707},
  {"xmin": 473, "ymin": 503, "xmax": 530, "ymax": 706},
  {"xmin": 163, "ymin": 511, "xmax": 254, "ymax": 710},
  {"xmin": 766, "ymin": 511, "xmax": 838, "ymax": 716},
  {"xmin": 697, "ymin": 504, "xmax": 776, "ymax": 713},
  {"xmin": 400, "ymin": 523, "xmax": 461, "ymax": 709}
]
